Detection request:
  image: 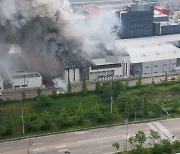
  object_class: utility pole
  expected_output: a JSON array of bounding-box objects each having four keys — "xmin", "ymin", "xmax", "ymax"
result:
[
  {"xmin": 22, "ymin": 107, "xmax": 25, "ymax": 136},
  {"xmin": 111, "ymin": 95, "xmax": 113, "ymax": 113},
  {"xmin": 125, "ymin": 119, "xmax": 128, "ymax": 152},
  {"xmin": 135, "ymin": 110, "xmax": 137, "ymax": 123},
  {"xmin": 26, "ymin": 136, "xmax": 32, "ymax": 154}
]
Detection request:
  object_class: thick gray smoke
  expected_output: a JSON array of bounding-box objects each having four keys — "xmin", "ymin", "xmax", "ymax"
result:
[{"xmin": 0, "ymin": 0, "xmax": 119, "ymax": 79}]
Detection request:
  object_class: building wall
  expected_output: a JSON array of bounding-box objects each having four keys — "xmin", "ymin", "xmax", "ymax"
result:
[
  {"xmin": 89, "ymin": 56, "xmax": 130, "ymax": 81},
  {"xmin": 11, "ymin": 77, "xmax": 42, "ymax": 89},
  {"xmin": 118, "ymin": 4, "xmax": 154, "ymax": 39},
  {"xmin": 131, "ymin": 59, "xmax": 177, "ymax": 77},
  {"xmin": 160, "ymin": 24, "xmax": 180, "ymax": 35},
  {"xmin": 64, "ymin": 68, "xmax": 80, "ymax": 83},
  {"xmin": 0, "ymin": 77, "xmax": 3, "ymax": 93}
]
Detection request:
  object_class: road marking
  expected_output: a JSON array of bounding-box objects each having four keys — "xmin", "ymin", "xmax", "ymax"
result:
[
  {"xmin": 56, "ymin": 145, "xmax": 66, "ymax": 149},
  {"xmin": 33, "ymin": 142, "xmax": 45, "ymax": 146},
  {"xmin": 89, "ymin": 151, "xmax": 101, "ymax": 154},
  {"xmin": 98, "ymin": 140, "xmax": 112, "ymax": 144},
  {"xmin": 99, "ymin": 144, "xmax": 112, "ymax": 148},
  {"xmin": 78, "ymin": 134, "xmax": 124, "ymax": 143},
  {"xmin": 0, "ymin": 147, "xmax": 13, "ymax": 151},
  {"xmin": 33, "ymin": 148, "xmax": 47, "ymax": 153},
  {"xmin": 58, "ymin": 148, "xmax": 69, "ymax": 152}
]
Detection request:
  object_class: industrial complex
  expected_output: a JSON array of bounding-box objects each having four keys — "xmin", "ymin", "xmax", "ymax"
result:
[{"xmin": 0, "ymin": 1, "xmax": 180, "ymax": 91}]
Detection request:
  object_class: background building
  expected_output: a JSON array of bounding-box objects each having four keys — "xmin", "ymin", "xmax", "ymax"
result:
[
  {"xmin": 9, "ymin": 71, "xmax": 43, "ymax": 89},
  {"xmin": 126, "ymin": 43, "xmax": 180, "ymax": 77},
  {"xmin": 116, "ymin": 3, "xmax": 154, "ymax": 39},
  {"xmin": 89, "ymin": 55, "xmax": 130, "ymax": 81},
  {"xmin": 0, "ymin": 76, "xmax": 3, "ymax": 93}
]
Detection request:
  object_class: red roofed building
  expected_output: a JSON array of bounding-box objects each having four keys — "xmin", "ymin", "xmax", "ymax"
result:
[{"xmin": 154, "ymin": 7, "xmax": 170, "ymax": 16}]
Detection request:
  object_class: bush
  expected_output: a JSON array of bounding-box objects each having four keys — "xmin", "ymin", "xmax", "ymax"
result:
[{"xmin": 35, "ymin": 94, "xmax": 53, "ymax": 108}]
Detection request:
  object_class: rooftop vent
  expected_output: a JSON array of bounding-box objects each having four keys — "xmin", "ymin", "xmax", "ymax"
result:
[{"xmin": 156, "ymin": 52, "xmax": 159, "ymax": 55}]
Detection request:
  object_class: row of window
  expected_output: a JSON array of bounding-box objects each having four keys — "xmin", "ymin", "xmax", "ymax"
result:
[{"xmin": 91, "ymin": 63, "xmax": 122, "ymax": 70}]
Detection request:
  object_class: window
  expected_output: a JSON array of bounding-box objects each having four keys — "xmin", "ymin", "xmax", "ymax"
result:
[
  {"xmin": 154, "ymin": 72, "xmax": 158, "ymax": 74},
  {"xmin": 135, "ymin": 67, "xmax": 140, "ymax": 70},
  {"xmin": 172, "ymin": 63, "xmax": 176, "ymax": 65},
  {"xmin": 164, "ymin": 64, "xmax": 167, "ymax": 66},
  {"xmin": 154, "ymin": 65, "xmax": 158, "ymax": 68},
  {"xmin": 145, "ymin": 66, "xmax": 149, "ymax": 68}
]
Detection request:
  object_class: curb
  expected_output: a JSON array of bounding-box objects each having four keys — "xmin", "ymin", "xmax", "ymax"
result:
[{"xmin": 0, "ymin": 118, "xmax": 162, "ymax": 143}]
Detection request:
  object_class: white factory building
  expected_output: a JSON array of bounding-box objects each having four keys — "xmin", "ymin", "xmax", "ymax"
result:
[
  {"xmin": 126, "ymin": 43, "xmax": 180, "ymax": 77},
  {"xmin": 9, "ymin": 71, "xmax": 43, "ymax": 89},
  {"xmin": 64, "ymin": 68, "xmax": 80, "ymax": 83},
  {"xmin": 89, "ymin": 55, "xmax": 130, "ymax": 81},
  {"xmin": 0, "ymin": 76, "xmax": 4, "ymax": 93}
]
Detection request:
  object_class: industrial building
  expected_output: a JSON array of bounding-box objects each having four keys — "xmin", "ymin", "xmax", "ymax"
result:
[
  {"xmin": 126, "ymin": 43, "xmax": 180, "ymax": 77},
  {"xmin": 9, "ymin": 71, "xmax": 43, "ymax": 89},
  {"xmin": 89, "ymin": 55, "xmax": 130, "ymax": 81},
  {"xmin": 116, "ymin": 3, "xmax": 154, "ymax": 39},
  {"xmin": 0, "ymin": 76, "xmax": 3, "ymax": 93},
  {"xmin": 116, "ymin": 3, "xmax": 180, "ymax": 39}
]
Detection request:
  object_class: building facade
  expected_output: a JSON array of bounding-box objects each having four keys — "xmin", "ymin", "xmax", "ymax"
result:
[
  {"xmin": 89, "ymin": 55, "xmax": 130, "ymax": 81},
  {"xmin": 0, "ymin": 76, "xmax": 3, "ymax": 93},
  {"xmin": 9, "ymin": 71, "xmax": 43, "ymax": 89},
  {"xmin": 117, "ymin": 4, "xmax": 154, "ymax": 39},
  {"xmin": 127, "ymin": 43, "xmax": 180, "ymax": 77}
]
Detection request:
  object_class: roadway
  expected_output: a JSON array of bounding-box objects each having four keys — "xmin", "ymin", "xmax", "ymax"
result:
[{"xmin": 0, "ymin": 118, "xmax": 179, "ymax": 154}]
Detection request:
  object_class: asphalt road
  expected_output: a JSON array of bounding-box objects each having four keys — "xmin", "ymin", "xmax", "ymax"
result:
[{"xmin": 0, "ymin": 118, "xmax": 179, "ymax": 154}]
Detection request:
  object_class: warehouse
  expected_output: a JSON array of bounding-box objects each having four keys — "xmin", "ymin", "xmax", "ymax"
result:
[
  {"xmin": 89, "ymin": 55, "xmax": 130, "ymax": 81},
  {"xmin": 125, "ymin": 43, "xmax": 180, "ymax": 77},
  {"xmin": 0, "ymin": 76, "xmax": 3, "ymax": 93},
  {"xmin": 9, "ymin": 71, "xmax": 43, "ymax": 89}
]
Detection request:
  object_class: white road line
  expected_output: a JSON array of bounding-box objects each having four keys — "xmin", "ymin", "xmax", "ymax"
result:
[
  {"xmin": 98, "ymin": 140, "xmax": 112, "ymax": 144},
  {"xmin": 33, "ymin": 148, "xmax": 48, "ymax": 153},
  {"xmin": 33, "ymin": 142, "xmax": 45, "ymax": 146},
  {"xmin": 99, "ymin": 145, "xmax": 112, "ymax": 148},
  {"xmin": 56, "ymin": 145, "xmax": 66, "ymax": 149},
  {"xmin": 0, "ymin": 147, "xmax": 13, "ymax": 151}
]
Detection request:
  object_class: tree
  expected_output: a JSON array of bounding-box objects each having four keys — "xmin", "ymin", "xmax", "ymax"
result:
[
  {"xmin": 59, "ymin": 107, "xmax": 68, "ymax": 126},
  {"xmin": 112, "ymin": 142, "xmax": 120, "ymax": 152},
  {"xmin": 128, "ymin": 136, "xmax": 136, "ymax": 149},
  {"xmin": 136, "ymin": 75, "xmax": 142, "ymax": 88},
  {"xmin": 143, "ymin": 98, "xmax": 149, "ymax": 117},
  {"xmin": 37, "ymin": 88, "xmax": 41, "ymax": 97},
  {"xmin": 76, "ymin": 103, "xmax": 85, "ymax": 124},
  {"xmin": 124, "ymin": 101, "xmax": 133, "ymax": 118},
  {"xmin": 125, "ymin": 80, "xmax": 129, "ymax": 90},
  {"xmin": 87, "ymin": 104, "xmax": 102, "ymax": 123},
  {"xmin": 81, "ymin": 78, "xmax": 88, "ymax": 95},
  {"xmin": 41, "ymin": 110, "xmax": 51, "ymax": 130},
  {"xmin": 111, "ymin": 80, "xmax": 125, "ymax": 99},
  {"xmin": 36, "ymin": 94, "xmax": 53, "ymax": 108},
  {"xmin": 100, "ymin": 81, "xmax": 112, "ymax": 103},
  {"xmin": 116, "ymin": 92, "xmax": 131, "ymax": 112},
  {"xmin": 68, "ymin": 81, "xmax": 72, "ymax": 93},
  {"xmin": 95, "ymin": 81, "xmax": 101, "ymax": 93},
  {"xmin": 21, "ymin": 91, "xmax": 26, "ymax": 102},
  {"xmin": 51, "ymin": 89, "xmax": 57, "ymax": 98},
  {"xmin": 135, "ymin": 130, "xmax": 146, "ymax": 146},
  {"xmin": 150, "ymin": 129, "xmax": 160, "ymax": 143}
]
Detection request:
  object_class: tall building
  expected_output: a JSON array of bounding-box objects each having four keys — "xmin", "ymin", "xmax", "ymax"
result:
[{"xmin": 116, "ymin": 4, "xmax": 154, "ymax": 39}]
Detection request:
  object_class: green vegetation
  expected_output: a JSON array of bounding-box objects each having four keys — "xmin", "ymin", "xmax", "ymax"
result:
[
  {"xmin": 113, "ymin": 130, "xmax": 180, "ymax": 154},
  {"xmin": 0, "ymin": 79, "xmax": 180, "ymax": 140}
]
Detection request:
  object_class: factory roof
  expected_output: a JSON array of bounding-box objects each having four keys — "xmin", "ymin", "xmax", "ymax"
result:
[
  {"xmin": 125, "ymin": 43, "xmax": 180, "ymax": 63},
  {"xmin": 9, "ymin": 71, "xmax": 42, "ymax": 79},
  {"xmin": 115, "ymin": 34, "xmax": 180, "ymax": 48}
]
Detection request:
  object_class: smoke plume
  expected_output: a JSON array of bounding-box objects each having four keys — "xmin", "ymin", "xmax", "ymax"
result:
[{"xmin": 0, "ymin": 0, "xmax": 119, "ymax": 80}]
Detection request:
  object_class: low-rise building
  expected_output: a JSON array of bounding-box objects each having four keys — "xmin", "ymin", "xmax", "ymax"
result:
[
  {"xmin": 125, "ymin": 43, "xmax": 180, "ymax": 77},
  {"xmin": 9, "ymin": 71, "xmax": 43, "ymax": 89},
  {"xmin": 89, "ymin": 55, "xmax": 130, "ymax": 81}
]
